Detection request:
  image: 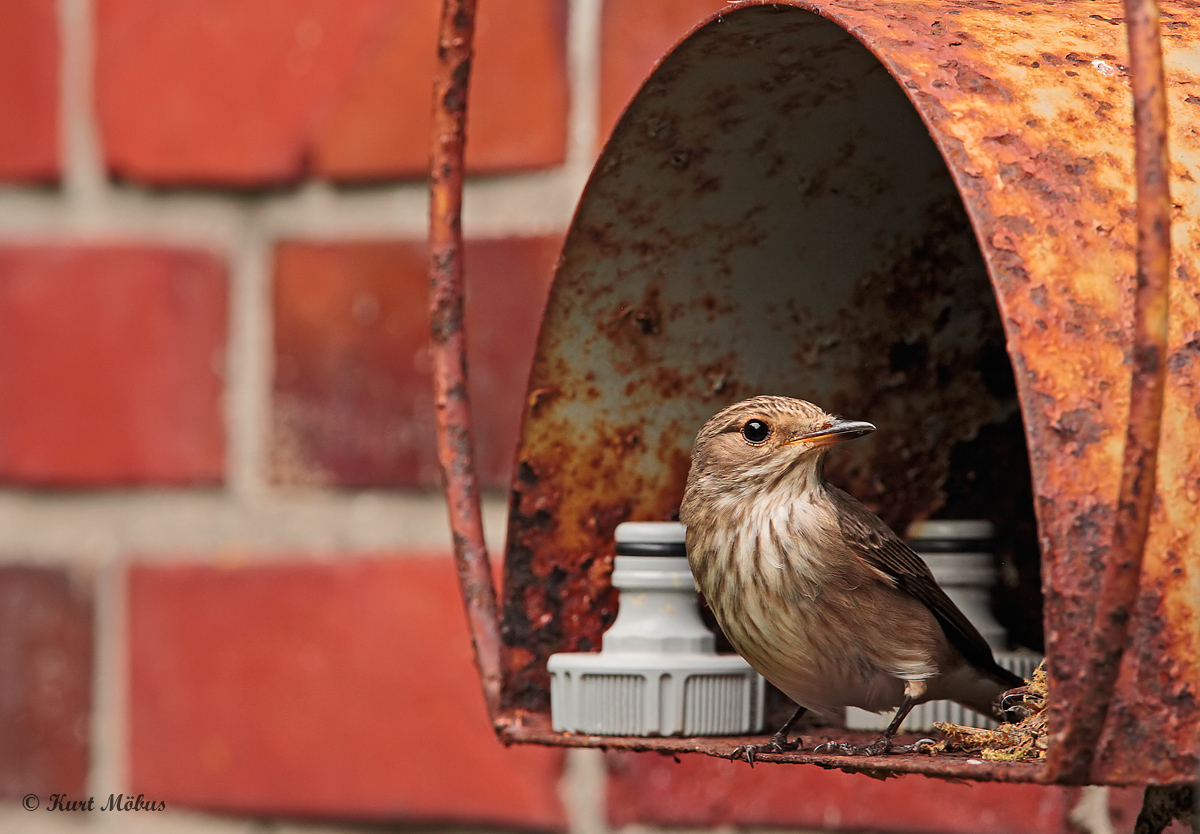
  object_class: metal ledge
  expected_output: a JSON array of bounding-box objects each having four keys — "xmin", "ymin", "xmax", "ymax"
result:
[{"xmin": 499, "ymin": 712, "xmax": 1050, "ymax": 784}]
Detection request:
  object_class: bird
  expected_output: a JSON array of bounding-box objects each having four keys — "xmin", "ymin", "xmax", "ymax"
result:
[{"xmin": 679, "ymin": 395, "xmax": 1022, "ymax": 762}]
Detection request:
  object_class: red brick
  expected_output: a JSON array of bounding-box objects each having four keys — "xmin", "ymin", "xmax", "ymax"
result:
[
  {"xmin": 271, "ymin": 236, "xmax": 559, "ymax": 487},
  {"xmin": 97, "ymin": 0, "xmax": 567, "ymax": 186},
  {"xmin": 460, "ymin": 237, "xmax": 562, "ymax": 483},
  {"xmin": 314, "ymin": 0, "xmax": 568, "ymax": 180},
  {"xmin": 599, "ymin": 0, "xmax": 724, "ymax": 146},
  {"xmin": 0, "ymin": 246, "xmax": 227, "ymax": 486},
  {"xmin": 608, "ymin": 753, "xmax": 1078, "ymax": 834},
  {"xmin": 97, "ymin": 0, "xmax": 386, "ymax": 186},
  {"xmin": 128, "ymin": 555, "xmax": 566, "ymax": 827},
  {"xmin": 0, "ymin": 0, "xmax": 58, "ymax": 181},
  {"xmin": 0, "ymin": 567, "xmax": 92, "ymax": 798}
]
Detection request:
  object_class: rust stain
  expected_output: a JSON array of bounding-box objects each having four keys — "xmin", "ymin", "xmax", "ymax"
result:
[
  {"xmin": 502, "ymin": 711, "xmax": 1049, "ymax": 784},
  {"xmin": 427, "ymin": 0, "xmax": 506, "ymax": 726},
  {"xmin": 433, "ymin": 0, "xmax": 1200, "ymax": 784},
  {"xmin": 1053, "ymin": 0, "xmax": 1177, "ymax": 785},
  {"xmin": 785, "ymin": 0, "xmax": 1194, "ymax": 784}
]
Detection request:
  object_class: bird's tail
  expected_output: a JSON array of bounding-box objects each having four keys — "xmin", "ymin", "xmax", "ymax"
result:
[{"xmin": 951, "ymin": 664, "xmax": 1026, "ymax": 722}]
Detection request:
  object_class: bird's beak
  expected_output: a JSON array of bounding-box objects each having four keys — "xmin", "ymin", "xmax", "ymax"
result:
[{"xmin": 785, "ymin": 418, "xmax": 876, "ymax": 448}]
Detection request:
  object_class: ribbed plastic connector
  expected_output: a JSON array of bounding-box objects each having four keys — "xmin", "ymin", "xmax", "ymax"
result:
[{"xmin": 548, "ymin": 522, "xmax": 765, "ymax": 736}]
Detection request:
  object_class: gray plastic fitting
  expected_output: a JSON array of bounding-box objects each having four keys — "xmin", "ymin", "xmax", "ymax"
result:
[{"xmin": 548, "ymin": 521, "xmax": 765, "ymax": 737}]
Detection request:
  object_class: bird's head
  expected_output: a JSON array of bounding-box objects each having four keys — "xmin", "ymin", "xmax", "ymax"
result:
[{"xmin": 683, "ymin": 396, "xmax": 875, "ymax": 505}]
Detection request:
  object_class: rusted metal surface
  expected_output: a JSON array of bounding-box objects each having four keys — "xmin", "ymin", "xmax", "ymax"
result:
[
  {"xmin": 1045, "ymin": 0, "xmax": 1174, "ymax": 786},
  {"xmin": 814, "ymin": 0, "xmax": 1200, "ymax": 784},
  {"xmin": 494, "ymin": 0, "xmax": 1199, "ymax": 785},
  {"xmin": 503, "ymin": 4, "xmax": 1028, "ymax": 720},
  {"xmin": 428, "ymin": 0, "xmax": 504, "ymax": 724},
  {"xmin": 503, "ymin": 712, "xmax": 1047, "ymax": 784}
]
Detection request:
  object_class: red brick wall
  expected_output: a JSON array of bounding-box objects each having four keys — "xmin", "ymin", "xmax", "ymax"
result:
[{"xmin": 0, "ymin": 2, "xmax": 1152, "ymax": 833}]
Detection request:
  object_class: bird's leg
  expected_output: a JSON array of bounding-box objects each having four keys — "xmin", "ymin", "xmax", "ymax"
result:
[
  {"xmin": 816, "ymin": 694, "xmax": 935, "ymax": 756},
  {"xmin": 730, "ymin": 706, "xmax": 806, "ymax": 766}
]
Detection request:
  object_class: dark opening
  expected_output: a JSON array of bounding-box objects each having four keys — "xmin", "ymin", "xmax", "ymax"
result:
[{"xmin": 505, "ymin": 4, "xmax": 1044, "ymax": 721}]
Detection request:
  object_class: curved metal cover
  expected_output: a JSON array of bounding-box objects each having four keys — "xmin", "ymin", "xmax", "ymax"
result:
[{"xmin": 503, "ymin": 1, "xmax": 1199, "ymax": 784}]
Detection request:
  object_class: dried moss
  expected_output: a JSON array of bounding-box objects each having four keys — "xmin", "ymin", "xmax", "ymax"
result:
[{"xmin": 926, "ymin": 661, "xmax": 1048, "ymax": 761}]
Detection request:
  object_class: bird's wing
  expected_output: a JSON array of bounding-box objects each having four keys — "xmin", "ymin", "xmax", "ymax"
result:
[{"xmin": 828, "ymin": 486, "xmax": 1017, "ymax": 683}]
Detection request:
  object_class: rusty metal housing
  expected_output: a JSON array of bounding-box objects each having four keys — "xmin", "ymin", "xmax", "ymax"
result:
[{"xmin": 432, "ymin": 0, "xmax": 1200, "ymax": 786}]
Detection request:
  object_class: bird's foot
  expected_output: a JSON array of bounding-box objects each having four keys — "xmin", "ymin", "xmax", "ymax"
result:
[
  {"xmin": 730, "ymin": 733, "xmax": 801, "ymax": 766},
  {"xmin": 999, "ymin": 685, "xmax": 1037, "ymax": 722},
  {"xmin": 814, "ymin": 738, "xmax": 889, "ymax": 756},
  {"xmin": 895, "ymin": 738, "xmax": 939, "ymax": 754},
  {"xmin": 814, "ymin": 735, "xmax": 936, "ymax": 757}
]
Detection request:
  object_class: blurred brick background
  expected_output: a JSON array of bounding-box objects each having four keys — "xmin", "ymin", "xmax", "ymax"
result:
[{"xmin": 0, "ymin": 2, "xmax": 1154, "ymax": 834}]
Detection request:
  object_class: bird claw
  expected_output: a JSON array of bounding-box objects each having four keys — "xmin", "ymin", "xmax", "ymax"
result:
[
  {"xmin": 813, "ymin": 740, "xmax": 854, "ymax": 755},
  {"xmin": 814, "ymin": 735, "xmax": 940, "ymax": 757},
  {"xmin": 999, "ymin": 686, "xmax": 1036, "ymax": 721},
  {"xmin": 895, "ymin": 738, "xmax": 939, "ymax": 754},
  {"xmin": 814, "ymin": 736, "xmax": 895, "ymax": 757},
  {"xmin": 1000, "ymin": 686, "xmax": 1030, "ymax": 709},
  {"xmin": 730, "ymin": 734, "xmax": 801, "ymax": 766}
]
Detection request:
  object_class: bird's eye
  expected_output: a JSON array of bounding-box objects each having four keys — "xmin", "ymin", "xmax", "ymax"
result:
[{"xmin": 741, "ymin": 419, "xmax": 771, "ymax": 444}]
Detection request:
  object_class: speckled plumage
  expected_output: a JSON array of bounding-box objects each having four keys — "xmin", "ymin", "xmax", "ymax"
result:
[{"xmin": 680, "ymin": 396, "xmax": 1019, "ymax": 746}]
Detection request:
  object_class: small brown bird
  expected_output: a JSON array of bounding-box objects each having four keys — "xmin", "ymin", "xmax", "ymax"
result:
[{"xmin": 680, "ymin": 396, "xmax": 1021, "ymax": 762}]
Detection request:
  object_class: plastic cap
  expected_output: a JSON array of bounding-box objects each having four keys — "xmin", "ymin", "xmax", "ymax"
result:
[
  {"xmin": 615, "ymin": 521, "xmax": 687, "ymax": 557},
  {"xmin": 615, "ymin": 521, "xmax": 686, "ymax": 544},
  {"xmin": 906, "ymin": 519, "xmax": 995, "ymax": 542}
]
